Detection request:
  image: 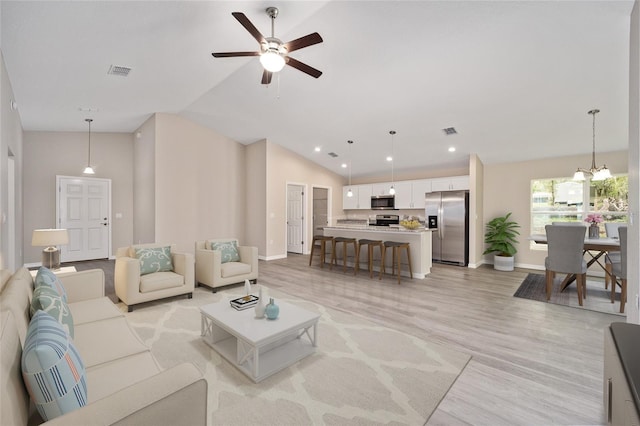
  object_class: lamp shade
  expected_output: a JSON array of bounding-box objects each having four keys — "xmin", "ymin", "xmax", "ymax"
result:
[{"xmin": 32, "ymin": 229, "xmax": 69, "ymax": 247}]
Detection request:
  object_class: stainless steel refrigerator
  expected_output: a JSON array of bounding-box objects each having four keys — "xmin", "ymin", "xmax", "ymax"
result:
[{"xmin": 425, "ymin": 191, "xmax": 469, "ymax": 266}]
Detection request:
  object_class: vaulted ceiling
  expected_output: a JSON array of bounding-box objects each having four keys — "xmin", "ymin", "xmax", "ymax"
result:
[{"xmin": 1, "ymin": 1, "xmax": 634, "ymax": 178}]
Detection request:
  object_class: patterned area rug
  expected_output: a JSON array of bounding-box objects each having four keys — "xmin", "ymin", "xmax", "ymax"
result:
[
  {"xmin": 514, "ymin": 273, "xmax": 625, "ymax": 316},
  {"xmin": 120, "ymin": 287, "xmax": 470, "ymax": 425}
]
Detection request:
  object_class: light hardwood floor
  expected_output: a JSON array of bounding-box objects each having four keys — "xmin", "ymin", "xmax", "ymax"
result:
[{"xmin": 257, "ymin": 254, "xmax": 619, "ymax": 425}]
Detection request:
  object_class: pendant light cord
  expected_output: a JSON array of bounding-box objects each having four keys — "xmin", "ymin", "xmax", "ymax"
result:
[
  {"xmin": 86, "ymin": 118, "xmax": 93, "ymax": 167},
  {"xmin": 590, "ymin": 109, "xmax": 597, "ymax": 170}
]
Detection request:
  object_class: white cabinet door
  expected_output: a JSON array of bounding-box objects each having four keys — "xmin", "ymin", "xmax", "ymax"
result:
[
  {"xmin": 431, "ymin": 176, "xmax": 469, "ymax": 192},
  {"xmin": 394, "ymin": 181, "xmax": 413, "ymax": 209},
  {"xmin": 357, "ymin": 184, "xmax": 372, "ymax": 209},
  {"xmin": 410, "ymin": 179, "xmax": 431, "ymax": 209},
  {"xmin": 450, "ymin": 175, "xmax": 470, "ymax": 190},
  {"xmin": 343, "ymin": 186, "xmax": 358, "ymax": 210},
  {"xmin": 371, "ymin": 183, "xmax": 392, "ymax": 196}
]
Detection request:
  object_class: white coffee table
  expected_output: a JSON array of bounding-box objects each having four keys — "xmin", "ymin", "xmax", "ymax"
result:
[{"xmin": 200, "ymin": 299, "xmax": 320, "ymax": 383}]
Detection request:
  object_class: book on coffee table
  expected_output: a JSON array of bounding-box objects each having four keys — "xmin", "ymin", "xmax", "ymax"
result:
[{"xmin": 230, "ymin": 295, "xmax": 259, "ymax": 311}]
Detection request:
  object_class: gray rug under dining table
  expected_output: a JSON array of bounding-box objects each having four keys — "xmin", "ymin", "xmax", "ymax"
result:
[{"xmin": 514, "ymin": 273, "xmax": 625, "ymax": 316}]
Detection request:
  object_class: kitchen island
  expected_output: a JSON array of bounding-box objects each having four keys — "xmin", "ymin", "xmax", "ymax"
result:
[{"xmin": 323, "ymin": 226, "xmax": 435, "ymax": 278}]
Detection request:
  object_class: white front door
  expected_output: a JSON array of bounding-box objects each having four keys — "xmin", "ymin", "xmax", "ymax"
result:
[
  {"xmin": 287, "ymin": 184, "xmax": 304, "ymax": 254},
  {"xmin": 57, "ymin": 176, "xmax": 111, "ymax": 262}
]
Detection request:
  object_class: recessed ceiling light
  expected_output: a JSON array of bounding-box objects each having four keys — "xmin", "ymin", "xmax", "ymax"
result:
[
  {"xmin": 386, "ymin": 156, "xmax": 393, "ymax": 162},
  {"xmin": 314, "ymin": 146, "xmax": 321, "ymax": 152},
  {"xmin": 448, "ymin": 147, "xmax": 456, "ymax": 152},
  {"xmin": 341, "ymin": 163, "xmax": 347, "ymax": 168}
]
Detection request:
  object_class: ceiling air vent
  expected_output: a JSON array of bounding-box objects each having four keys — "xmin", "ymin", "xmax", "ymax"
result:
[
  {"xmin": 443, "ymin": 127, "xmax": 457, "ymax": 135},
  {"xmin": 328, "ymin": 152, "xmax": 338, "ymax": 158},
  {"xmin": 108, "ymin": 65, "xmax": 132, "ymax": 77}
]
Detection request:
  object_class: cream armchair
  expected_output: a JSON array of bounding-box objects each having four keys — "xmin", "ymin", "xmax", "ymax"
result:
[
  {"xmin": 195, "ymin": 239, "xmax": 258, "ymax": 292},
  {"xmin": 115, "ymin": 243, "xmax": 195, "ymax": 311}
]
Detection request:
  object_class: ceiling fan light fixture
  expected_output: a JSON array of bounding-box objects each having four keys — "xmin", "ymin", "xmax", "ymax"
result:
[{"xmin": 260, "ymin": 49, "xmax": 285, "ymax": 72}]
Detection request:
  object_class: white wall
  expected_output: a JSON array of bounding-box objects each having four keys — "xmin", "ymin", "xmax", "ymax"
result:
[
  {"xmin": 0, "ymin": 51, "xmax": 24, "ymax": 270},
  {"xmin": 627, "ymin": 0, "xmax": 639, "ymax": 324},
  {"xmin": 246, "ymin": 139, "xmax": 267, "ymax": 255},
  {"xmin": 152, "ymin": 113, "xmax": 246, "ymax": 254},
  {"xmin": 265, "ymin": 141, "xmax": 345, "ymax": 259},
  {"xmin": 22, "ymin": 131, "xmax": 134, "ymax": 262},
  {"xmin": 483, "ymin": 150, "xmax": 629, "ymax": 269},
  {"xmin": 133, "ymin": 115, "xmax": 156, "ymax": 244}
]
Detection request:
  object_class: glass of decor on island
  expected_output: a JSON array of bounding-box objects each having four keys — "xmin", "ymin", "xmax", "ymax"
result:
[{"xmin": 584, "ymin": 213, "xmax": 603, "ymax": 239}]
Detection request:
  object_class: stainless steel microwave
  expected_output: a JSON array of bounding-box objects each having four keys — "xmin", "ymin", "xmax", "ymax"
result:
[{"xmin": 371, "ymin": 195, "xmax": 396, "ymax": 210}]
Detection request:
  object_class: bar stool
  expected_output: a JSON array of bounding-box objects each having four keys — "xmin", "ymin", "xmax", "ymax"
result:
[
  {"xmin": 331, "ymin": 237, "xmax": 357, "ymax": 274},
  {"xmin": 356, "ymin": 239, "xmax": 384, "ymax": 279},
  {"xmin": 382, "ymin": 241, "xmax": 413, "ymax": 284},
  {"xmin": 309, "ymin": 235, "xmax": 334, "ymax": 268}
]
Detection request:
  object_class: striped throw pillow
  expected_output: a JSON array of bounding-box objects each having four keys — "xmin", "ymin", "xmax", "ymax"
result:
[{"xmin": 21, "ymin": 311, "xmax": 87, "ymax": 421}]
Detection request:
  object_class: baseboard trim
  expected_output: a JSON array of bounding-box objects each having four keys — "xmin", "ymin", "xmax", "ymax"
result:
[{"xmin": 259, "ymin": 254, "xmax": 288, "ymax": 261}]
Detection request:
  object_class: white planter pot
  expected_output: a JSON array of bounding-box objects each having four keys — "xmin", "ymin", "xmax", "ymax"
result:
[{"xmin": 494, "ymin": 254, "xmax": 514, "ymax": 271}]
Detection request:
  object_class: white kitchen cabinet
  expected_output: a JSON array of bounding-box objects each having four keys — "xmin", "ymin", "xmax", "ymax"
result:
[
  {"xmin": 343, "ymin": 186, "xmax": 358, "ymax": 210},
  {"xmin": 371, "ymin": 183, "xmax": 393, "ymax": 196},
  {"xmin": 410, "ymin": 179, "xmax": 432, "ymax": 209},
  {"xmin": 357, "ymin": 184, "xmax": 372, "ymax": 209},
  {"xmin": 393, "ymin": 181, "xmax": 413, "ymax": 209},
  {"xmin": 342, "ymin": 184, "xmax": 372, "ymax": 210},
  {"xmin": 430, "ymin": 175, "xmax": 469, "ymax": 192}
]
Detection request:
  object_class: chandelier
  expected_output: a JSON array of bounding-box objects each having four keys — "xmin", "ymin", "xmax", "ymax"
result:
[{"xmin": 573, "ymin": 109, "xmax": 611, "ymax": 181}]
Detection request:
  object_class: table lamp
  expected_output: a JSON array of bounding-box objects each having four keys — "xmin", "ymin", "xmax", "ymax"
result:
[{"xmin": 31, "ymin": 228, "xmax": 69, "ymax": 270}]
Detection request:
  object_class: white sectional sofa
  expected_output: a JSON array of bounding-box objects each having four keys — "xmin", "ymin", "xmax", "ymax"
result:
[{"xmin": 0, "ymin": 267, "xmax": 207, "ymax": 425}]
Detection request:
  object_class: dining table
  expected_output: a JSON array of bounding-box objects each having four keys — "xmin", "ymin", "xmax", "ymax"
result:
[{"xmin": 529, "ymin": 234, "xmax": 621, "ymax": 291}]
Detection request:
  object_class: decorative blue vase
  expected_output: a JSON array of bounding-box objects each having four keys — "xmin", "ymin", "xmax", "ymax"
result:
[{"xmin": 265, "ymin": 298, "xmax": 279, "ymax": 320}]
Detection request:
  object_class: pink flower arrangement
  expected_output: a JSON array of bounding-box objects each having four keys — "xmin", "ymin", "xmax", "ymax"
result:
[{"xmin": 584, "ymin": 213, "xmax": 604, "ymax": 224}]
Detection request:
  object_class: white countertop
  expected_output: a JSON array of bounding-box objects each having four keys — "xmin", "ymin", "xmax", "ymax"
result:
[{"xmin": 324, "ymin": 225, "xmax": 435, "ymax": 233}]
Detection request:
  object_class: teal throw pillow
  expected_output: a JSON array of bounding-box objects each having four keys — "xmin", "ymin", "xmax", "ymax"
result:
[
  {"xmin": 210, "ymin": 241, "xmax": 240, "ymax": 263},
  {"xmin": 22, "ymin": 311, "xmax": 88, "ymax": 421},
  {"xmin": 134, "ymin": 246, "xmax": 173, "ymax": 275},
  {"xmin": 30, "ymin": 285, "xmax": 74, "ymax": 338},
  {"xmin": 35, "ymin": 267, "xmax": 68, "ymax": 303}
]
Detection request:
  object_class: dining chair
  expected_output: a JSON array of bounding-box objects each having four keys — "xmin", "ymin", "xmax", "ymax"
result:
[
  {"xmin": 604, "ymin": 222, "xmax": 624, "ymax": 289},
  {"xmin": 610, "ymin": 226, "xmax": 627, "ymax": 313},
  {"xmin": 544, "ymin": 225, "xmax": 588, "ymax": 306}
]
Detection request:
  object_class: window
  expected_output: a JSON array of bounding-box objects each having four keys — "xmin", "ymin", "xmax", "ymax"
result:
[{"xmin": 530, "ymin": 175, "xmax": 628, "ymax": 241}]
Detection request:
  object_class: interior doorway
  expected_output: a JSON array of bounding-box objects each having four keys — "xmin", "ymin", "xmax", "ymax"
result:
[
  {"xmin": 312, "ymin": 187, "xmax": 329, "ymax": 235},
  {"xmin": 286, "ymin": 184, "xmax": 305, "ymax": 254},
  {"xmin": 56, "ymin": 176, "xmax": 111, "ymax": 262}
]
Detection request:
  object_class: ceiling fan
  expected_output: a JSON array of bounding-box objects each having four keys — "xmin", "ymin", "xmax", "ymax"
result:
[{"xmin": 212, "ymin": 7, "xmax": 323, "ymax": 85}]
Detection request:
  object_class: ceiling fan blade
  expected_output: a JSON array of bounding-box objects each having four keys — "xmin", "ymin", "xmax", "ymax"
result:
[
  {"xmin": 286, "ymin": 57, "xmax": 323, "ymax": 79},
  {"xmin": 212, "ymin": 51, "xmax": 260, "ymax": 58},
  {"xmin": 232, "ymin": 12, "xmax": 265, "ymax": 44},
  {"xmin": 261, "ymin": 70, "xmax": 273, "ymax": 85},
  {"xmin": 284, "ymin": 32, "xmax": 323, "ymax": 53}
]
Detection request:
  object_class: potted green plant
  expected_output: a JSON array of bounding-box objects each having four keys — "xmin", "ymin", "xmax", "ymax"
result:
[{"xmin": 483, "ymin": 212, "xmax": 520, "ymax": 271}]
